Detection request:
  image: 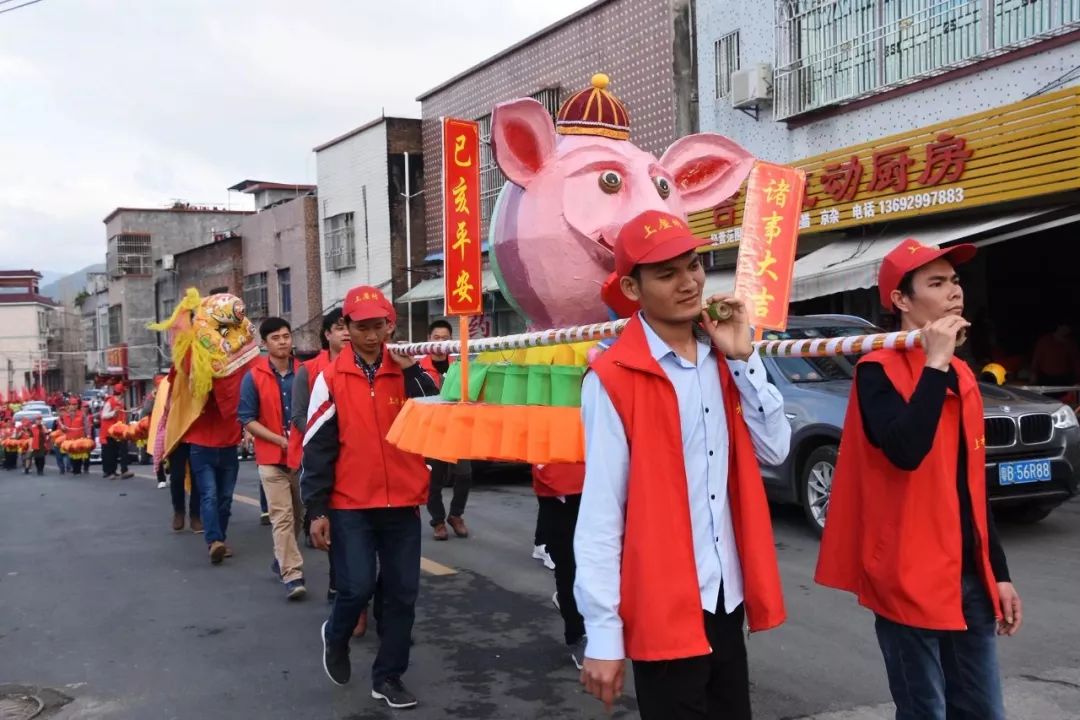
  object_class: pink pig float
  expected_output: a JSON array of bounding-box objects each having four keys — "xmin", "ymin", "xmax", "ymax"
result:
[{"xmin": 488, "ymin": 74, "xmax": 755, "ymax": 329}]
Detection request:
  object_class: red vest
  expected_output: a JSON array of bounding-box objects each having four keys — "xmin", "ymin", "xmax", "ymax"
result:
[
  {"xmin": 287, "ymin": 351, "xmax": 332, "ymax": 470},
  {"xmin": 100, "ymin": 396, "xmax": 122, "ymax": 435},
  {"xmin": 250, "ymin": 357, "xmax": 296, "ymax": 466},
  {"xmin": 61, "ymin": 409, "xmax": 87, "ymax": 439},
  {"xmin": 590, "ymin": 315, "xmax": 786, "ymax": 661},
  {"xmin": 324, "ymin": 348, "xmax": 429, "ymax": 510},
  {"xmin": 532, "ymin": 463, "xmax": 585, "ymax": 497},
  {"xmin": 815, "ymin": 349, "xmax": 1001, "ymax": 630},
  {"xmin": 29, "ymin": 424, "xmax": 46, "ymax": 451}
]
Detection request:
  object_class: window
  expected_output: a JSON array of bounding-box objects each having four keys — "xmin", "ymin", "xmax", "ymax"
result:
[
  {"xmin": 108, "ymin": 305, "xmax": 123, "ymax": 345},
  {"xmin": 277, "ymin": 268, "xmax": 292, "ymax": 316},
  {"xmin": 715, "ymin": 31, "xmax": 741, "ymax": 99},
  {"xmin": 477, "ymin": 87, "xmax": 561, "ymax": 238},
  {"xmin": 774, "ymin": 0, "xmax": 1080, "ymax": 120},
  {"xmin": 242, "ymin": 272, "xmax": 269, "ymax": 319},
  {"xmin": 107, "ymin": 233, "xmax": 152, "ymax": 278},
  {"xmin": 323, "ymin": 212, "xmax": 356, "ymax": 271}
]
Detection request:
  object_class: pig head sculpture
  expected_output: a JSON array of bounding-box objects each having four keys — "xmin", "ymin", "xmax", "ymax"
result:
[{"xmin": 487, "ymin": 75, "xmax": 755, "ymax": 329}]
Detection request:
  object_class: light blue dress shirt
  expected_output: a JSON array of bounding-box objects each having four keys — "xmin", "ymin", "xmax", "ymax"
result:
[{"xmin": 573, "ymin": 314, "xmax": 791, "ymax": 661}]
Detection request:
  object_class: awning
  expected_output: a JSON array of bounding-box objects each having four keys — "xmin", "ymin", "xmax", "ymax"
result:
[
  {"xmin": 396, "ymin": 269, "xmax": 500, "ymax": 304},
  {"xmin": 791, "ymin": 208, "xmax": 1061, "ymax": 303}
]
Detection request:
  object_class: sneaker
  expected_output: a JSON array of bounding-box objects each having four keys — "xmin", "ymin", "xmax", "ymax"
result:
[
  {"xmin": 156, "ymin": 481, "xmax": 167, "ymax": 489},
  {"xmin": 552, "ymin": 591, "xmax": 560, "ymax": 611},
  {"xmin": 541, "ymin": 550, "xmax": 556, "ymax": 571},
  {"xmin": 271, "ymin": 559, "xmax": 281, "ymax": 579},
  {"xmin": 260, "ymin": 512, "xmax": 271, "ymax": 526},
  {"xmin": 532, "ymin": 544, "xmax": 547, "ymax": 561},
  {"xmin": 172, "ymin": 513, "xmax": 184, "ymax": 532},
  {"xmin": 432, "ymin": 522, "xmax": 449, "ymax": 541},
  {"xmin": 321, "ymin": 620, "xmax": 350, "ymax": 686},
  {"xmin": 120, "ymin": 471, "xmax": 134, "ymax": 479},
  {"xmin": 285, "ymin": 579, "xmax": 307, "ymax": 601},
  {"xmin": 447, "ymin": 515, "xmax": 469, "ymax": 538},
  {"xmin": 209, "ymin": 541, "xmax": 227, "ymax": 565},
  {"xmin": 371, "ymin": 677, "xmax": 418, "ymax": 709},
  {"xmin": 224, "ymin": 545, "xmax": 234, "ymax": 558},
  {"xmin": 569, "ymin": 635, "xmax": 588, "ymax": 670},
  {"xmin": 190, "ymin": 516, "xmax": 203, "ymax": 534}
]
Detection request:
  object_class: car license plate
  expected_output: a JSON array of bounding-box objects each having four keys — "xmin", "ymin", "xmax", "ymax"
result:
[{"xmin": 998, "ymin": 459, "xmax": 1052, "ymax": 485}]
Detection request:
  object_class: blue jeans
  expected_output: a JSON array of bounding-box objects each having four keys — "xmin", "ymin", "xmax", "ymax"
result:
[
  {"xmin": 53, "ymin": 447, "xmax": 68, "ymax": 472},
  {"xmin": 189, "ymin": 445, "xmax": 239, "ymax": 545},
  {"xmin": 327, "ymin": 507, "xmax": 420, "ymax": 685},
  {"xmin": 875, "ymin": 574, "xmax": 1005, "ymax": 720}
]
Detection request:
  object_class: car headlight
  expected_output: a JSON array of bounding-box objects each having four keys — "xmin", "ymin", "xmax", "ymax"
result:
[{"xmin": 1052, "ymin": 404, "xmax": 1079, "ymax": 430}]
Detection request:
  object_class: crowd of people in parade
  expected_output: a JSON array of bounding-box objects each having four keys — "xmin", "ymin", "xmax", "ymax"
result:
[{"xmin": 3, "ymin": 214, "xmax": 1034, "ymax": 719}]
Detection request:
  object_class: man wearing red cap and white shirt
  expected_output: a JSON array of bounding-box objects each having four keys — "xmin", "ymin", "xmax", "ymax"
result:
[
  {"xmin": 576, "ymin": 209, "xmax": 789, "ymax": 719},
  {"xmin": 100, "ymin": 383, "xmax": 132, "ymax": 479},
  {"xmin": 301, "ymin": 285, "xmax": 438, "ymax": 710},
  {"xmin": 816, "ymin": 238, "xmax": 1021, "ymax": 720}
]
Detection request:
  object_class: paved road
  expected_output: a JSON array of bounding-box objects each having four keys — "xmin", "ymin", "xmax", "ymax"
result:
[{"xmin": 1, "ymin": 461, "xmax": 1077, "ymax": 719}]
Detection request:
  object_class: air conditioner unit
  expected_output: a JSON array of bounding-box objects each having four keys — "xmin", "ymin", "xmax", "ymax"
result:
[
  {"xmin": 161, "ymin": 254, "xmax": 175, "ymax": 270},
  {"xmin": 730, "ymin": 64, "xmax": 773, "ymax": 109}
]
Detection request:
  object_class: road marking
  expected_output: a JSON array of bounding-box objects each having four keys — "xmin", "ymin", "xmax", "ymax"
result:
[{"xmin": 131, "ymin": 469, "xmax": 457, "ymax": 575}]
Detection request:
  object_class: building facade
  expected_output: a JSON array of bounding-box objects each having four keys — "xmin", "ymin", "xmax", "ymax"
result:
[
  {"xmin": 313, "ymin": 117, "xmax": 427, "ymax": 340},
  {"xmin": 103, "ymin": 205, "xmax": 252, "ymax": 398},
  {"xmin": 230, "ymin": 181, "xmax": 322, "ymax": 352},
  {"xmin": 413, "ymin": 0, "xmax": 698, "ymax": 335},
  {"xmin": 81, "ymin": 271, "xmax": 110, "ymax": 382},
  {"xmin": 693, "ymin": 0, "xmax": 1080, "ymax": 379},
  {"xmin": 0, "ymin": 270, "xmax": 59, "ymax": 396}
]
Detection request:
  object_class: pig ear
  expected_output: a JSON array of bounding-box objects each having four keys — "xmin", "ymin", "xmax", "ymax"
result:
[
  {"xmin": 491, "ymin": 98, "xmax": 557, "ymax": 188},
  {"xmin": 659, "ymin": 133, "xmax": 755, "ymax": 212}
]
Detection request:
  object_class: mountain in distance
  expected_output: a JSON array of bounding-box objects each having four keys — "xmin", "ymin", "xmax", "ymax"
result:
[{"xmin": 40, "ymin": 264, "xmax": 107, "ymax": 306}]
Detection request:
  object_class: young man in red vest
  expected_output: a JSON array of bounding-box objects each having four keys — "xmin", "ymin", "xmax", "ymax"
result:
[
  {"xmin": 534, "ymin": 462, "xmax": 587, "ymax": 669},
  {"xmin": 23, "ymin": 417, "xmax": 49, "ymax": 475},
  {"xmin": 59, "ymin": 397, "xmax": 91, "ymax": 475},
  {"xmin": 419, "ymin": 319, "xmax": 473, "ymax": 541},
  {"xmin": 816, "ymin": 239, "xmax": 1021, "ymax": 720},
  {"xmin": 239, "ymin": 317, "xmax": 307, "ymax": 601},
  {"xmin": 100, "ymin": 383, "xmax": 133, "ymax": 480},
  {"xmin": 301, "ymin": 285, "xmax": 438, "ymax": 710},
  {"xmin": 576, "ymin": 210, "xmax": 789, "ymax": 719}
]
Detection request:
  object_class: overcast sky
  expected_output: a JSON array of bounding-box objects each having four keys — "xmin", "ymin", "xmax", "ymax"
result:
[{"xmin": 0, "ymin": 0, "xmax": 593, "ymax": 275}]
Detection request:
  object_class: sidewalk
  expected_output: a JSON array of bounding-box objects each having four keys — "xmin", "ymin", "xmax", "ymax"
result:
[{"xmin": 797, "ymin": 667, "xmax": 1080, "ymax": 720}]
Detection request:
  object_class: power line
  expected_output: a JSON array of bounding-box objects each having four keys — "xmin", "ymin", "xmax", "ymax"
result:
[{"xmin": 0, "ymin": 0, "xmax": 45, "ymax": 15}]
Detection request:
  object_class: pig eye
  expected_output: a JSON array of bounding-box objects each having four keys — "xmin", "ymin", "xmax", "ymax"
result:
[
  {"xmin": 653, "ymin": 176, "xmax": 672, "ymax": 198},
  {"xmin": 598, "ymin": 170, "xmax": 622, "ymax": 193}
]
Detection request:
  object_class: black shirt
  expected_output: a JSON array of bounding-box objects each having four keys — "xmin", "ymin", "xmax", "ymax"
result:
[
  {"xmin": 856, "ymin": 362, "xmax": 1010, "ymax": 582},
  {"xmin": 433, "ymin": 358, "xmax": 450, "ymax": 376}
]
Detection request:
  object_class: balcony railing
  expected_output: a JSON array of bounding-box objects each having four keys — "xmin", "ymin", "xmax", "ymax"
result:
[{"xmin": 775, "ymin": 0, "xmax": 1080, "ymax": 120}]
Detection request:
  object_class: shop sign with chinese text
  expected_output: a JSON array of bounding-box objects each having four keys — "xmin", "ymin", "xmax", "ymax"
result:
[
  {"xmin": 692, "ymin": 85, "xmax": 1080, "ymax": 246},
  {"xmin": 732, "ymin": 163, "xmax": 805, "ymax": 331},
  {"xmin": 442, "ymin": 118, "xmax": 483, "ymax": 316}
]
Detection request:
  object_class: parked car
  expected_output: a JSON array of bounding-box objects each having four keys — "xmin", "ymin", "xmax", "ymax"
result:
[{"xmin": 760, "ymin": 315, "xmax": 1080, "ymax": 534}]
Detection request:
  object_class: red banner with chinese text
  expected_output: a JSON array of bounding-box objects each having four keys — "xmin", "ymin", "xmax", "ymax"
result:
[
  {"xmin": 733, "ymin": 162, "xmax": 806, "ymax": 332},
  {"xmin": 442, "ymin": 118, "xmax": 483, "ymax": 316}
]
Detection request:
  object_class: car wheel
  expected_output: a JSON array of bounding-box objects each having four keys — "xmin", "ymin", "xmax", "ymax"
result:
[
  {"xmin": 997, "ymin": 504, "xmax": 1053, "ymax": 524},
  {"xmin": 801, "ymin": 445, "xmax": 838, "ymax": 536}
]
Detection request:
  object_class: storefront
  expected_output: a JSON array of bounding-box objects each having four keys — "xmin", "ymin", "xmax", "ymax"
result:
[
  {"xmin": 396, "ymin": 268, "xmax": 527, "ymax": 341},
  {"xmin": 692, "ymin": 85, "xmax": 1080, "ymax": 385}
]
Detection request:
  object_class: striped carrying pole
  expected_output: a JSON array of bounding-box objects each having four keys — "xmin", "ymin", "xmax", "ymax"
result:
[{"xmin": 390, "ymin": 322, "xmax": 926, "ymax": 359}]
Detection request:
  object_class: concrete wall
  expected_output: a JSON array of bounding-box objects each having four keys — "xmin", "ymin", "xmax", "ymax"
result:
[
  {"xmin": 174, "ymin": 237, "xmax": 244, "ymax": 301},
  {"xmin": 420, "ymin": 0, "xmax": 693, "ymax": 256},
  {"xmin": 0, "ymin": 303, "xmax": 48, "ymax": 393},
  {"xmin": 240, "ymin": 195, "xmax": 322, "ymax": 352},
  {"xmin": 695, "ymin": 2, "xmax": 1080, "ymax": 163},
  {"xmin": 315, "ymin": 121, "xmax": 392, "ymax": 307}
]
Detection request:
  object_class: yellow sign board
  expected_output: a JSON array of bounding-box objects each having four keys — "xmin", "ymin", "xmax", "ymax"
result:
[{"xmin": 691, "ymin": 85, "xmax": 1080, "ymax": 247}]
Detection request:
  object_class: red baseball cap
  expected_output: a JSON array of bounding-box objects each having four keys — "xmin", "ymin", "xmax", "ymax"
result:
[
  {"xmin": 878, "ymin": 238, "xmax": 976, "ymax": 309},
  {"xmin": 342, "ymin": 286, "xmax": 396, "ymax": 323},
  {"xmin": 614, "ymin": 210, "xmax": 701, "ymax": 278}
]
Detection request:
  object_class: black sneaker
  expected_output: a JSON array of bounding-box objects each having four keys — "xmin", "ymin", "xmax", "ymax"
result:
[
  {"xmin": 321, "ymin": 620, "xmax": 350, "ymax": 686},
  {"xmin": 371, "ymin": 677, "xmax": 418, "ymax": 709},
  {"xmin": 285, "ymin": 579, "xmax": 307, "ymax": 601}
]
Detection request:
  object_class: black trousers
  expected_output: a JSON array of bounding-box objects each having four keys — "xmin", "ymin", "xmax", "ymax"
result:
[
  {"xmin": 632, "ymin": 586, "xmax": 751, "ymax": 720},
  {"xmin": 3, "ymin": 451, "xmax": 18, "ymax": 470},
  {"xmin": 537, "ymin": 494, "xmax": 585, "ymax": 645},
  {"xmin": 102, "ymin": 438, "xmax": 128, "ymax": 476},
  {"xmin": 426, "ymin": 459, "xmax": 471, "ymax": 525}
]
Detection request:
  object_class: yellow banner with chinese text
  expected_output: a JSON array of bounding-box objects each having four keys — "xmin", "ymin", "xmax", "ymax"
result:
[{"xmin": 691, "ymin": 85, "xmax": 1080, "ymax": 247}]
